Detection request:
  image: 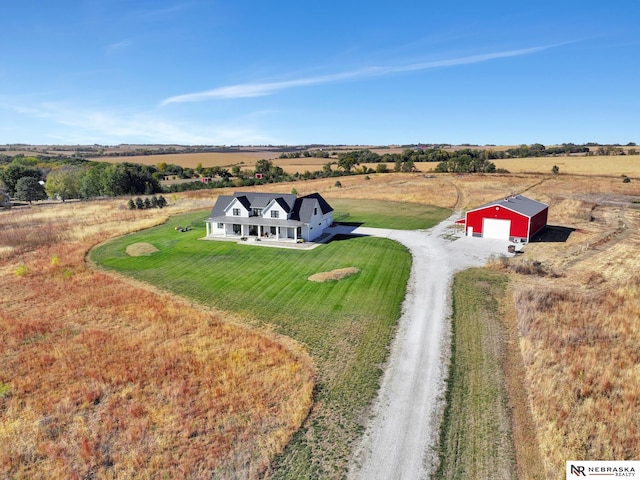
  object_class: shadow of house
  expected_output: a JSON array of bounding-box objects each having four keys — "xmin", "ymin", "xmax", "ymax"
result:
[
  {"xmin": 530, "ymin": 225, "xmax": 576, "ymax": 243},
  {"xmin": 323, "ymin": 223, "xmax": 367, "ymax": 243}
]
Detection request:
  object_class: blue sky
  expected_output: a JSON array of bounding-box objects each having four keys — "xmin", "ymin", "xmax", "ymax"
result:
[{"xmin": 1, "ymin": 1, "xmax": 639, "ymax": 146}]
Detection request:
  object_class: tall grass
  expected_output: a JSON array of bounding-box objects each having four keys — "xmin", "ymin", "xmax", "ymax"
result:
[
  {"xmin": 514, "ymin": 281, "xmax": 640, "ymax": 476},
  {"xmin": 0, "ymin": 200, "xmax": 314, "ymax": 479}
]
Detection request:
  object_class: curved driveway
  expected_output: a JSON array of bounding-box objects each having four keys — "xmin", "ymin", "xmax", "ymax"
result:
[{"xmin": 339, "ymin": 217, "xmax": 510, "ymax": 480}]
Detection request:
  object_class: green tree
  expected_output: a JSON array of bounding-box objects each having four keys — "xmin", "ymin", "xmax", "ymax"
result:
[
  {"xmin": 157, "ymin": 195, "xmax": 167, "ymax": 208},
  {"xmin": 255, "ymin": 159, "xmax": 272, "ymax": 174},
  {"xmin": 15, "ymin": 177, "xmax": 46, "ymax": 203},
  {"xmin": 376, "ymin": 163, "xmax": 389, "ymax": 174},
  {"xmin": 77, "ymin": 166, "xmax": 105, "ymax": 199},
  {"xmin": 128, "ymin": 199, "xmax": 136, "ymax": 210},
  {"xmin": 337, "ymin": 156, "xmax": 358, "ymax": 173},
  {"xmin": 45, "ymin": 167, "xmax": 80, "ymax": 201},
  {"xmin": 135, "ymin": 197, "xmax": 144, "ymax": 209},
  {"xmin": 0, "ymin": 162, "xmax": 41, "ymax": 196}
]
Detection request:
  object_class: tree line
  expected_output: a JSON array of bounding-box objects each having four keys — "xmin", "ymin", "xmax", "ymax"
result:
[
  {"xmin": 2, "ymin": 143, "xmax": 637, "ymax": 204},
  {"xmin": 0, "ymin": 156, "xmax": 161, "ymax": 203}
]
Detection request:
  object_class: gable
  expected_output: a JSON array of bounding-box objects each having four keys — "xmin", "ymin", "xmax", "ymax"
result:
[{"xmin": 224, "ymin": 197, "xmax": 250, "ymax": 215}]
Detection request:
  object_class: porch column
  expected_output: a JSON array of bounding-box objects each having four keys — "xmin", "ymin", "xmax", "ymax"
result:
[
  {"xmin": 223, "ymin": 224, "xmax": 227, "ymax": 237},
  {"xmin": 294, "ymin": 227, "xmax": 297, "ymax": 242},
  {"xmin": 206, "ymin": 222, "xmax": 210, "ymax": 237},
  {"xmin": 276, "ymin": 227, "xmax": 280, "ymax": 240}
]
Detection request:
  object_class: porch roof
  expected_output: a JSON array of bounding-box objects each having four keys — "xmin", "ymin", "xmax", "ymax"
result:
[{"xmin": 206, "ymin": 215, "xmax": 305, "ymax": 228}]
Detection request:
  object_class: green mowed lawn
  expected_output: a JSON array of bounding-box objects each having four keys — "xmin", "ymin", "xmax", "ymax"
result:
[
  {"xmin": 92, "ymin": 209, "xmax": 414, "ymax": 478},
  {"xmin": 329, "ymin": 198, "xmax": 450, "ymax": 230}
]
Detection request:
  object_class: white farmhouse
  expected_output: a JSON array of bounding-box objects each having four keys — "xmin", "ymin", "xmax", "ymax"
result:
[{"xmin": 205, "ymin": 192, "xmax": 334, "ymax": 242}]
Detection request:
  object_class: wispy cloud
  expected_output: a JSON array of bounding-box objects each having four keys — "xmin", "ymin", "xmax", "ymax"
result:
[
  {"xmin": 0, "ymin": 98, "xmax": 275, "ymax": 145},
  {"xmin": 106, "ymin": 39, "xmax": 132, "ymax": 54},
  {"xmin": 161, "ymin": 44, "xmax": 559, "ymax": 106}
]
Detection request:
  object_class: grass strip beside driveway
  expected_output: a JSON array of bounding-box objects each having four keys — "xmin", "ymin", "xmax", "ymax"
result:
[{"xmin": 435, "ymin": 268, "xmax": 517, "ymax": 480}]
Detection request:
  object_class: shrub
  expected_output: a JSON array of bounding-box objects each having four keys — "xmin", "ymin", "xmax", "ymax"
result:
[
  {"xmin": 15, "ymin": 263, "xmax": 29, "ymax": 276},
  {"xmin": 0, "ymin": 381, "xmax": 10, "ymax": 398}
]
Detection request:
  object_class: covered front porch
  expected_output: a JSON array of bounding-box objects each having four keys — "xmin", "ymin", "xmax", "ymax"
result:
[{"xmin": 206, "ymin": 220, "xmax": 304, "ymax": 242}]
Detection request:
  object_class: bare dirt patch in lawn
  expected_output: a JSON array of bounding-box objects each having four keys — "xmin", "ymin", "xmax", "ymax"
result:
[
  {"xmin": 308, "ymin": 267, "xmax": 360, "ymax": 282},
  {"xmin": 126, "ymin": 242, "xmax": 159, "ymax": 256}
]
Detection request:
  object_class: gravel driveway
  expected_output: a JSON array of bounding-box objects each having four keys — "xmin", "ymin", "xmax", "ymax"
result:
[{"xmin": 334, "ymin": 216, "xmax": 511, "ymax": 480}]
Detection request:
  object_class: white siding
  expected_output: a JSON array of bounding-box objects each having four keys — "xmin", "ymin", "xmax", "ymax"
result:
[
  {"xmin": 225, "ymin": 198, "xmax": 249, "ymax": 217},
  {"xmin": 263, "ymin": 203, "xmax": 287, "ymax": 220}
]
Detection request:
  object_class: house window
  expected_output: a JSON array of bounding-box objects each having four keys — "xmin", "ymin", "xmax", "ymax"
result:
[
  {"xmin": 233, "ymin": 208, "xmax": 241, "ymax": 216},
  {"xmin": 217, "ymin": 223, "xmax": 224, "ymax": 229},
  {"xmin": 314, "ymin": 207, "xmax": 318, "ymax": 215},
  {"xmin": 252, "ymin": 208, "xmax": 263, "ymax": 217},
  {"xmin": 271, "ymin": 210, "xmax": 279, "ymax": 218}
]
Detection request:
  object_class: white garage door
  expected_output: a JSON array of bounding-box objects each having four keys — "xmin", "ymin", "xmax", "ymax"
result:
[{"xmin": 482, "ymin": 218, "xmax": 511, "ymax": 240}]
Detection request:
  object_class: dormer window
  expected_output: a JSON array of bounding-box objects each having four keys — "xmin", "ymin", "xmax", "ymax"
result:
[
  {"xmin": 232, "ymin": 208, "xmax": 241, "ymax": 216},
  {"xmin": 252, "ymin": 208, "xmax": 263, "ymax": 217},
  {"xmin": 271, "ymin": 210, "xmax": 279, "ymax": 218}
]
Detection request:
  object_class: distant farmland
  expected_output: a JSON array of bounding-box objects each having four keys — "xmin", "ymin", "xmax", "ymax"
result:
[
  {"xmin": 492, "ymin": 154, "xmax": 640, "ymax": 176},
  {"xmin": 95, "ymin": 151, "xmax": 279, "ymax": 169},
  {"xmin": 94, "ymin": 150, "xmax": 640, "ymax": 177}
]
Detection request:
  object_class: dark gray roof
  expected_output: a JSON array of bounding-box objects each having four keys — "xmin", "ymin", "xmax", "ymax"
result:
[
  {"xmin": 207, "ymin": 191, "xmax": 332, "ymax": 225},
  {"xmin": 469, "ymin": 195, "xmax": 548, "ymax": 217},
  {"xmin": 232, "ymin": 192, "xmax": 297, "ymax": 210}
]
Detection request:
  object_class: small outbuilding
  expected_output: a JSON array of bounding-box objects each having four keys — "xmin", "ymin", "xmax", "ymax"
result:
[{"xmin": 463, "ymin": 195, "xmax": 548, "ymax": 242}]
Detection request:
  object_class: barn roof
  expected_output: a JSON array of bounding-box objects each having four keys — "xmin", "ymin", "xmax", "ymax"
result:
[{"xmin": 468, "ymin": 195, "xmax": 548, "ymax": 218}]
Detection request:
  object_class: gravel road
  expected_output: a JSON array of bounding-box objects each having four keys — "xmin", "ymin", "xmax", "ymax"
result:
[{"xmin": 336, "ymin": 217, "xmax": 511, "ymax": 480}]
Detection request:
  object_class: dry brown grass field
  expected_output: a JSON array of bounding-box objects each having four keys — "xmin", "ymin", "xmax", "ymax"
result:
[
  {"xmin": 0, "ymin": 198, "xmax": 314, "ymax": 479},
  {"xmin": 2, "ymin": 170, "xmax": 639, "ymax": 479},
  {"xmin": 492, "ymin": 155, "xmax": 640, "ymax": 176}
]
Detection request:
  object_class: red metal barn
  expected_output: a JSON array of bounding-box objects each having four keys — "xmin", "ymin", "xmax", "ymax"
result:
[{"xmin": 464, "ymin": 195, "xmax": 548, "ymax": 242}]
